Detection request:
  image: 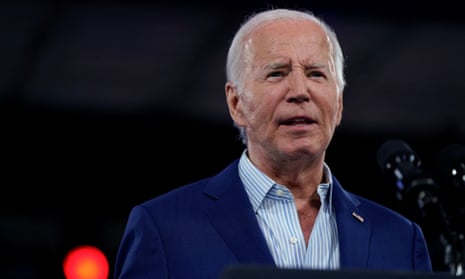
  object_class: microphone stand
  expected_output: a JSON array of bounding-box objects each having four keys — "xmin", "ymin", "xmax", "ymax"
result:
[
  {"xmin": 442, "ymin": 231, "xmax": 464, "ymax": 276},
  {"xmin": 398, "ymin": 172, "xmax": 464, "ymax": 276},
  {"xmin": 435, "ymin": 144, "xmax": 465, "ymax": 275},
  {"xmin": 415, "ymin": 188, "xmax": 464, "ymax": 276}
]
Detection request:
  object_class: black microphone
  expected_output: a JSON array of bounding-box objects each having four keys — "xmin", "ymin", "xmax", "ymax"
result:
[
  {"xmin": 377, "ymin": 139, "xmax": 463, "ymax": 273},
  {"xmin": 376, "ymin": 139, "xmax": 441, "ymax": 215}
]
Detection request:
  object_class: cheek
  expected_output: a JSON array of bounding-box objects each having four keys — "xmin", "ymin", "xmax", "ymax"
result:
[
  {"xmin": 242, "ymin": 87, "xmax": 281, "ymax": 125},
  {"xmin": 250, "ymin": 97, "xmax": 274, "ymax": 119},
  {"xmin": 241, "ymin": 91, "xmax": 261, "ymax": 115},
  {"xmin": 243, "ymin": 102, "xmax": 260, "ymax": 123},
  {"xmin": 242, "ymin": 100, "xmax": 271, "ymax": 130},
  {"xmin": 320, "ymin": 96, "xmax": 341, "ymax": 125}
]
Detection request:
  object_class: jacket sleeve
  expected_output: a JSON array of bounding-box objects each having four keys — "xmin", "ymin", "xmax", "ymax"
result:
[{"xmin": 114, "ymin": 205, "xmax": 168, "ymax": 279}]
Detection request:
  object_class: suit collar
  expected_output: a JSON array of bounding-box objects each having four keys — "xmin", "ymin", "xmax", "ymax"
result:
[
  {"xmin": 203, "ymin": 160, "xmax": 275, "ymax": 265},
  {"xmin": 332, "ymin": 176, "xmax": 371, "ymax": 269}
]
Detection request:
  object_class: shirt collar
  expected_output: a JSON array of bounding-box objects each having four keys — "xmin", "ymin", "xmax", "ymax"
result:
[{"xmin": 238, "ymin": 150, "xmax": 334, "ymax": 212}]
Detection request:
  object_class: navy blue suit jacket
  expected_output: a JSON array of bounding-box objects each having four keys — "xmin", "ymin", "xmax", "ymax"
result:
[{"xmin": 114, "ymin": 159, "xmax": 432, "ymax": 279}]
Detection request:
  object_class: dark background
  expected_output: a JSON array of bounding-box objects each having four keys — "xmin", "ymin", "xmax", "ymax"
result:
[{"xmin": 1, "ymin": 0, "xmax": 464, "ymax": 278}]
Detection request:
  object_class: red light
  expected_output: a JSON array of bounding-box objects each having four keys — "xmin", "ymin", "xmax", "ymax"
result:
[{"xmin": 63, "ymin": 245, "xmax": 109, "ymax": 279}]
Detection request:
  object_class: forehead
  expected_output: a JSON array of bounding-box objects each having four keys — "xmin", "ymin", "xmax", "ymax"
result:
[{"xmin": 245, "ymin": 19, "xmax": 330, "ymax": 58}]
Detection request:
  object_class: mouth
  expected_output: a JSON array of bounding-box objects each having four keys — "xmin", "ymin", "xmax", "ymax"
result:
[{"xmin": 280, "ymin": 116, "xmax": 315, "ymax": 126}]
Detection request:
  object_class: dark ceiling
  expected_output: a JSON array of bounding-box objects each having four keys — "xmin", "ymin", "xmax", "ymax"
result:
[{"xmin": 1, "ymin": 1, "xmax": 464, "ymax": 278}]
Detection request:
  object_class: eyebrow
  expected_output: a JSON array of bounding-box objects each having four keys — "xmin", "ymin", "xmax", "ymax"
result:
[
  {"xmin": 264, "ymin": 61, "xmax": 289, "ymax": 70},
  {"xmin": 264, "ymin": 61, "xmax": 327, "ymax": 71},
  {"xmin": 306, "ymin": 63, "xmax": 327, "ymax": 70}
]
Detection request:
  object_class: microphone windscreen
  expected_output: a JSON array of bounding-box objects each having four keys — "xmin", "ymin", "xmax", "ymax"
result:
[{"xmin": 376, "ymin": 139, "xmax": 415, "ymax": 173}]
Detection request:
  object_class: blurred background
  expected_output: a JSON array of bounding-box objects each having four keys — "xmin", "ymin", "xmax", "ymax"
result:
[{"xmin": 1, "ymin": 0, "xmax": 464, "ymax": 278}]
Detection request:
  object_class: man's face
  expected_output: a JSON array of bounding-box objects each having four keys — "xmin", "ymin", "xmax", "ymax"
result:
[{"xmin": 227, "ymin": 19, "xmax": 343, "ymax": 163}]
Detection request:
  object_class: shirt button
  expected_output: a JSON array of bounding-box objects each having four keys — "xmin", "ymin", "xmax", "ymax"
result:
[
  {"xmin": 290, "ymin": 236, "xmax": 298, "ymax": 244},
  {"xmin": 276, "ymin": 189, "xmax": 284, "ymax": 196}
]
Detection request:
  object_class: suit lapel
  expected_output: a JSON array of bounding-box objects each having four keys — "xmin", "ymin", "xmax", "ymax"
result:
[
  {"xmin": 203, "ymin": 160, "xmax": 275, "ymax": 265},
  {"xmin": 332, "ymin": 177, "xmax": 371, "ymax": 269}
]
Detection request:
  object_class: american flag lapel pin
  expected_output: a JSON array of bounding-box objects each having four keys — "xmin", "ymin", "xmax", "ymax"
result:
[{"xmin": 352, "ymin": 212, "xmax": 365, "ymax": 223}]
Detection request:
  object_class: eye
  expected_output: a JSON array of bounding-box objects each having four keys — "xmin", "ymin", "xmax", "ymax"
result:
[
  {"xmin": 269, "ymin": 71, "xmax": 284, "ymax": 77},
  {"xmin": 266, "ymin": 70, "xmax": 287, "ymax": 81},
  {"xmin": 307, "ymin": 70, "xmax": 326, "ymax": 79}
]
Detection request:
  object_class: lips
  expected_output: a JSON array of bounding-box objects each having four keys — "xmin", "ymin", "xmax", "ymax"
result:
[{"xmin": 281, "ymin": 116, "xmax": 315, "ymax": 125}]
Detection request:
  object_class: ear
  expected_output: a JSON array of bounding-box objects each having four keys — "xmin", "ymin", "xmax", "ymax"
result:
[
  {"xmin": 335, "ymin": 92, "xmax": 343, "ymax": 126},
  {"xmin": 225, "ymin": 82, "xmax": 247, "ymax": 126}
]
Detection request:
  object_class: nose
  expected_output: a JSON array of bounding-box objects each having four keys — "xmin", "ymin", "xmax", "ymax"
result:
[{"xmin": 287, "ymin": 71, "xmax": 310, "ymax": 103}]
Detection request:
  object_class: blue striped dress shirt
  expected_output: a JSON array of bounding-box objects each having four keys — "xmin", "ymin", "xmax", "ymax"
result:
[{"xmin": 238, "ymin": 151, "xmax": 340, "ymax": 269}]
